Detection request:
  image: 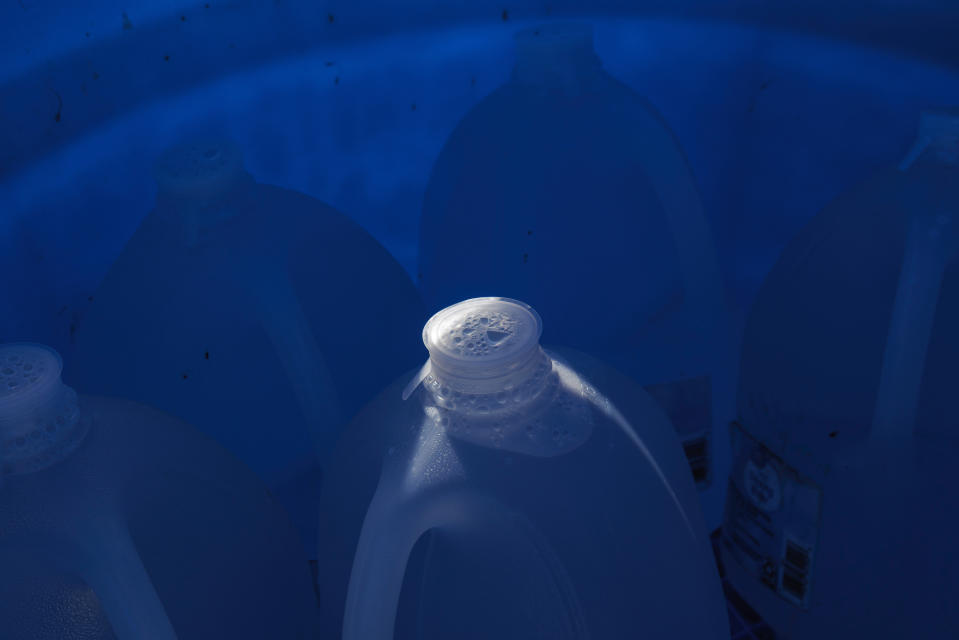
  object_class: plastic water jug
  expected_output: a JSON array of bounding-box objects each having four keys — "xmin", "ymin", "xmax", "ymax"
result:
[
  {"xmin": 317, "ymin": 297, "xmax": 729, "ymax": 639},
  {"xmin": 0, "ymin": 342, "xmax": 320, "ymax": 639},
  {"xmin": 722, "ymin": 108, "xmax": 959, "ymax": 638},
  {"xmin": 71, "ymin": 139, "xmax": 425, "ymax": 546},
  {"xmin": 418, "ymin": 22, "xmax": 737, "ymax": 527}
]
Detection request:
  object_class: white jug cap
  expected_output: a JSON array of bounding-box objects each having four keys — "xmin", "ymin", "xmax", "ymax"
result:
[
  {"xmin": 0, "ymin": 343, "xmax": 84, "ymax": 476},
  {"xmin": 423, "ymin": 297, "xmax": 543, "ymax": 381},
  {"xmin": 512, "ymin": 22, "xmax": 602, "ymax": 90},
  {"xmin": 154, "ymin": 139, "xmax": 248, "ymax": 202},
  {"xmin": 0, "ymin": 343, "xmax": 62, "ymax": 406}
]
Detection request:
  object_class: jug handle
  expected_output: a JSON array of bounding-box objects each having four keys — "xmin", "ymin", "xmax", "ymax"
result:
[
  {"xmin": 870, "ymin": 156, "xmax": 957, "ymax": 454},
  {"xmin": 629, "ymin": 101, "xmax": 727, "ymax": 320},
  {"xmin": 342, "ymin": 485, "xmax": 472, "ymax": 640},
  {"xmin": 344, "ymin": 479, "xmax": 540, "ymax": 640},
  {"xmin": 71, "ymin": 515, "xmax": 179, "ymax": 639},
  {"xmin": 250, "ymin": 262, "xmax": 343, "ymax": 465}
]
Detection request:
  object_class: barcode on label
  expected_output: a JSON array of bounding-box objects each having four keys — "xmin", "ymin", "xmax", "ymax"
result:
[
  {"xmin": 779, "ymin": 538, "xmax": 813, "ymax": 607},
  {"xmin": 682, "ymin": 435, "xmax": 710, "ymax": 487}
]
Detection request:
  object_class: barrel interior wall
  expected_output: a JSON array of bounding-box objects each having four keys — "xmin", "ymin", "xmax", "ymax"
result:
[{"xmin": 2, "ymin": 14, "xmax": 958, "ymax": 364}]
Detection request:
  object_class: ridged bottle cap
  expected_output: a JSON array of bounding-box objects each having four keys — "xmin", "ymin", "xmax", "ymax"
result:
[
  {"xmin": 0, "ymin": 343, "xmax": 86, "ymax": 476},
  {"xmin": 154, "ymin": 139, "xmax": 249, "ymax": 202},
  {"xmin": 424, "ymin": 297, "xmax": 543, "ymax": 381}
]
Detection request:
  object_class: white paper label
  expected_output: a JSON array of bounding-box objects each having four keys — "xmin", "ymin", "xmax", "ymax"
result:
[{"xmin": 723, "ymin": 422, "xmax": 822, "ymax": 609}]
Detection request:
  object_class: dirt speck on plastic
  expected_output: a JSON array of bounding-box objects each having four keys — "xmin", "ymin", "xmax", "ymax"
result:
[{"xmin": 53, "ymin": 91, "xmax": 63, "ymax": 123}]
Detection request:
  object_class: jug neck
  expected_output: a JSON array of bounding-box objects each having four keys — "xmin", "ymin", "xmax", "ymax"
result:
[
  {"xmin": 153, "ymin": 140, "xmax": 253, "ymax": 247},
  {"xmin": 418, "ymin": 299, "xmax": 595, "ymax": 457},
  {"xmin": 0, "ymin": 344, "xmax": 87, "ymax": 478},
  {"xmin": 427, "ymin": 345, "xmax": 551, "ymax": 400},
  {"xmin": 156, "ymin": 173, "xmax": 254, "ymax": 247},
  {"xmin": 510, "ymin": 23, "xmax": 604, "ymax": 94}
]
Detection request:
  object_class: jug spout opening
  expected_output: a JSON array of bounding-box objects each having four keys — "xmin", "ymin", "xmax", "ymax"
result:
[{"xmin": 0, "ymin": 343, "xmax": 87, "ymax": 477}]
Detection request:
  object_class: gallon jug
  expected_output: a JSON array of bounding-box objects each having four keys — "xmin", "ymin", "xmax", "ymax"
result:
[
  {"xmin": 418, "ymin": 22, "xmax": 737, "ymax": 527},
  {"xmin": 317, "ymin": 297, "xmax": 729, "ymax": 639},
  {"xmin": 721, "ymin": 108, "xmax": 959, "ymax": 638},
  {"xmin": 0, "ymin": 342, "xmax": 320, "ymax": 639},
  {"xmin": 72, "ymin": 139, "xmax": 425, "ymax": 547}
]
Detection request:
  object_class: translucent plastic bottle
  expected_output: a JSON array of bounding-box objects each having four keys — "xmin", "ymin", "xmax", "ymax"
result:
[
  {"xmin": 71, "ymin": 140, "xmax": 425, "ymax": 547},
  {"xmin": 316, "ymin": 298, "xmax": 729, "ymax": 640},
  {"xmin": 722, "ymin": 108, "xmax": 959, "ymax": 638},
  {"xmin": 418, "ymin": 23, "xmax": 736, "ymax": 527},
  {"xmin": 0, "ymin": 342, "xmax": 320, "ymax": 639}
]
